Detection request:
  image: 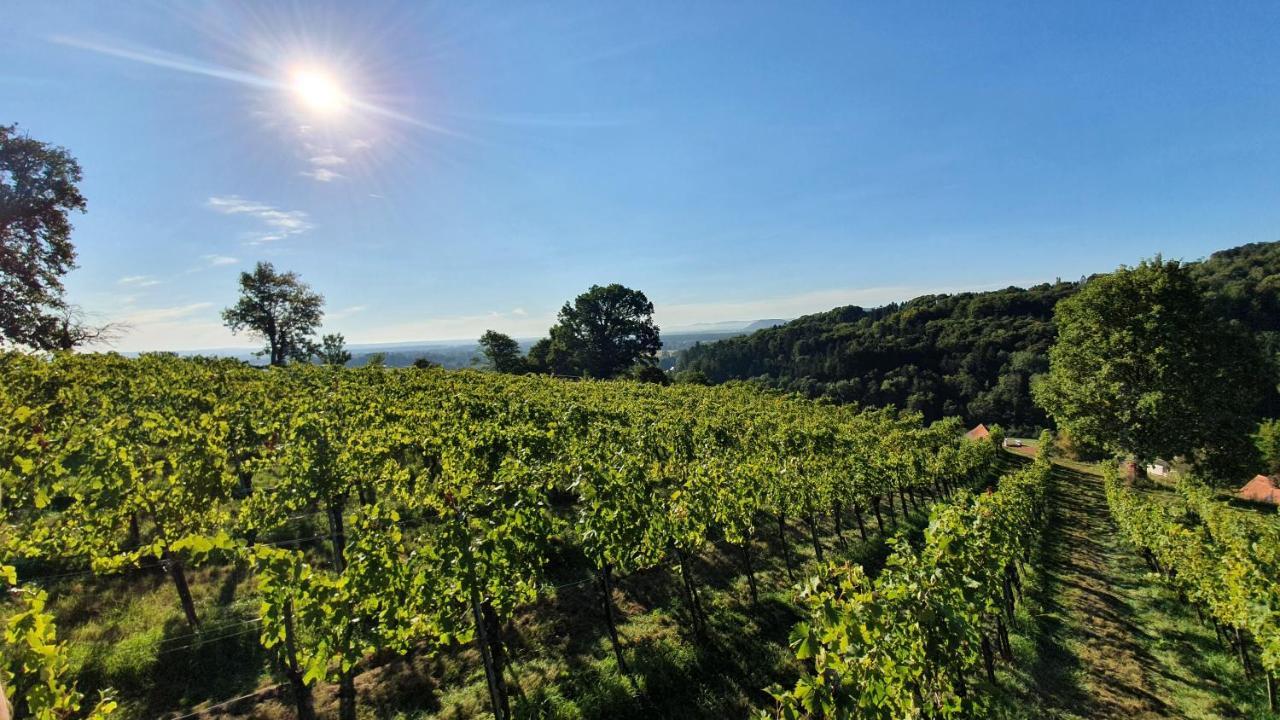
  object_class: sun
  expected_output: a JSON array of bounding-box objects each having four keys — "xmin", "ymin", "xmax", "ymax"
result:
[{"xmin": 289, "ymin": 67, "xmax": 347, "ymax": 114}]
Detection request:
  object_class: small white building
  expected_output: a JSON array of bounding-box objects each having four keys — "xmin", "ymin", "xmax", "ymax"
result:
[{"xmin": 1145, "ymin": 460, "xmax": 1172, "ymax": 477}]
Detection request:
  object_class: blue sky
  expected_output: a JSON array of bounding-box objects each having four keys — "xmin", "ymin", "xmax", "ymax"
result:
[{"xmin": 5, "ymin": 2, "xmax": 1280, "ymax": 351}]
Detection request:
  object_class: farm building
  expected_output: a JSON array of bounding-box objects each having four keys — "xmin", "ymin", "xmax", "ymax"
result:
[
  {"xmin": 1237, "ymin": 474, "xmax": 1280, "ymax": 505},
  {"xmin": 964, "ymin": 424, "xmax": 990, "ymax": 441},
  {"xmin": 1145, "ymin": 460, "xmax": 1172, "ymax": 477}
]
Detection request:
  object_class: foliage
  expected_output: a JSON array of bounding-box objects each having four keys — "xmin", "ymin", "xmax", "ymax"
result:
[
  {"xmin": 1254, "ymin": 419, "xmax": 1280, "ymax": 475},
  {"xmin": 222, "ymin": 261, "xmax": 325, "ymax": 366},
  {"xmin": 1034, "ymin": 258, "xmax": 1265, "ymax": 478},
  {"xmin": 1103, "ymin": 465, "xmax": 1280, "ymax": 702},
  {"xmin": 1, "ymin": 565, "xmax": 117, "ymax": 719},
  {"xmin": 530, "ymin": 284, "xmax": 661, "ymax": 379},
  {"xmin": 678, "ymin": 241, "xmax": 1280, "ymax": 436},
  {"xmin": 478, "ymin": 330, "xmax": 526, "ymax": 374},
  {"xmin": 679, "ymin": 283, "xmax": 1073, "ymax": 434},
  {"xmin": 0, "ymin": 352, "xmax": 998, "ymax": 720},
  {"xmin": 630, "ymin": 364, "xmax": 669, "ymax": 385},
  {"xmin": 762, "ymin": 449, "xmax": 1051, "ymax": 718},
  {"xmin": 316, "ymin": 333, "xmax": 352, "ymax": 366},
  {"xmin": 987, "ymin": 423, "xmax": 1005, "ymax": 452},
  {"xmin": 1052, "ymin": 424, "xmax": 1103, "ymax": 461},
  {"xmin": 0, "ymin": 124, "xmax": 90, "ymax": 350},
  {"xmin": 673, "ymin": 369, "xmax": 711, "ymax": 386}
]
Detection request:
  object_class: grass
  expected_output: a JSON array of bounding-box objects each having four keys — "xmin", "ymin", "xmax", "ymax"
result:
[{"xmin": 990, "ymin": 461, "xmax": 1275, "ymax": 719}]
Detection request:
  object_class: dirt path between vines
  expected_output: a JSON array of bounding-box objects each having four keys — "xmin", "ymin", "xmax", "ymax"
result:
[{"xmin": 1029, "ymin": 466, "xmax": 1171, "ymax": 719}]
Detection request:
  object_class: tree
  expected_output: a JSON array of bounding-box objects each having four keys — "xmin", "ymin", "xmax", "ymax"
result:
[
  {"xmin": 45, "ymin": 304, "xmax": 125, "ymax": 350},
  {"xmin": 316, "ymin": 333, "xmax": 351, "ymax": 366},
  {"xmin": 222, "ymin": 262, "xmax": 324, "ymax": 366},
  {"xmin": 525, "ymin": 328, "xmax": 578, "ymax": 377},
  {"xmin": 478, "ymin": 330, "xmax": 525, "ymax": 374},
  {"xmin": 631, "ymin": 364, "xmax": 670, "ymax": 385},
  {"xmin": 0, "ymin": 124, "xmax": 91, "ymax": 349},
  {"xmin": 538, "ymin": 284, "xmax": 661, "ymax": 379},
  {"xmin": 674, "ymin": 369, "xmax": 711, "ymax": 386},
  {"xmin": 1033, "ymin": 258, "xmax": 1264, "ymax": 477},
  {"xmin": 1253, "ymin": 419, "xmax": 1280, "ymax": 475}
]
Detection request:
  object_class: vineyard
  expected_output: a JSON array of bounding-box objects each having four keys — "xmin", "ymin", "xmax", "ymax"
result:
[
  {"xmin": 1, "ymin": 353, "xmax": 1001, "ymax": 719},
  {"xmin": 1104, "ymin": 466, "xmax": 1280, "ymax": 710},
  {"xmin": 765, "ymin": 435, "xmax": 1052, "ymax": 718},
  {"xmin": 6, "ymin": 352, "xmax": 1279, "ymax": 719}
]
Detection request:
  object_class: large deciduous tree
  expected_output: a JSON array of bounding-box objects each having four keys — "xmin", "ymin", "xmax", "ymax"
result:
[
  {"xmin": 478, "ymin": 330, "xmax": 525, "ymax": 374},
  {"xmin": 222, "ymin": 262, "xmax": 324, "ymax": 366},
  {"xmin": 1033, "ymin": 257, "xmax": 1263, "ymax": 479},
  {"xmin": 533, "ymin": 284, "xmax": 661, "ymax": 379},
  {"xmin": 0, "ymin": 124, "xmax": 88, "ymax": 349}
]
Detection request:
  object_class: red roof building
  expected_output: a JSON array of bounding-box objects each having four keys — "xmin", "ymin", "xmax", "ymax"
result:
[
  {"xmin": 1238, "ymin": 474, "xmax": 1280, "ymax": 505},
  {"xmin": 964, "ymin": 424, "xmax": 990, "ymax": 441}
]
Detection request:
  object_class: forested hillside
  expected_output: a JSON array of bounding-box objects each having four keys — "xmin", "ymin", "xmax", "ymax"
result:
[{"xmin": 678, "ymin": 241, "xmax": 1280, "ymax": 434}]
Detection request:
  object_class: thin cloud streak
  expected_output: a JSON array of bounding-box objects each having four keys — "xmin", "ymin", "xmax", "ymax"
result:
[
  {"xmin": 301, "ymin": 168, "xmax": 343, "ymax": 182},
  {"xmin": 118, "ymin": 274, "xmax": 162, "ymax": 287},
  {"xmin": 121, "ymin": 302, "xmax": 214, "ymax": 324},
  {"xmin": 108, "ymin": 302, "xmax": 246, "ymax": 353},
  {"xmin": 309, "ymin": 153, "xmax": 347, "ymax": 166},
  {"xmin": 206, "ymin": 195, "xmax": 312, "ymax": 244},
  {"xmin": 326, "ymin": 304, "xmax": 368, "ymax": 321}
]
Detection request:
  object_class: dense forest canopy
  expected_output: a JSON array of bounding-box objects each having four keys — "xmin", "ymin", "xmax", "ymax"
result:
[{"xmin": 678, "ymin": 241, "xmax": 1280, "ymax": 435}]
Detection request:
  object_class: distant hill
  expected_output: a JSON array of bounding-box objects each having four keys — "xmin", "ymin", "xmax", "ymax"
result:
[
  {"xmin": 345, "ymin": 321, "xmax": 789, "ymax": 370},
  {"xmin": 654, "ymin": 320, "xmax": 790, "ymax": 369},
  {"xmin": 663, "ymin": 319, "xmax": 789, "ymax": 334},
  {"xmin": 677, "ymin": 241, "xmax": 1280, "ymax": 434},
  {"xmin": 743, "ymin": 319, "xmax": 789, "ymax": 332}
]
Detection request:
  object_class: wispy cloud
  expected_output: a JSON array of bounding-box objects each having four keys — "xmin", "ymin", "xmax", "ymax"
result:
[
  {"xmin": 201, "ymin": 254, "xmax": 240, "ymax": 267},
  {"xmin": 301, "ymin": 168, "xmax": 343, "ymax": 182},
  {"xmin": 206, "ymin": 195, "xmax": 312, "ymax": 244},
  {"xmin": 298, "ymin": 144, "xmax": 351, "ymax": 183},
  {"xmin": 109, "ymin": 302, "xmax": 247, "ymax": 353},
  {"xmin": 123, "ymin": 302, "xmax": 215, "ymax": 324},
  {"xmin": 310, "ymin": 153, "xmax": 347, "ymax": 167},
  {"xmin": 326, "ymin": 305, "xmax": 368, "ymax": 321},
  {"xmin": 118, "ymin": 274, "xmax": 162, "ymax": 287}
]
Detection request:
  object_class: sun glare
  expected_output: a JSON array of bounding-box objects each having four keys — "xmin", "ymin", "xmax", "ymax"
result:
[{"xmin": 290, "ymin": 67, "xmax": 347, "ymax": 114}]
